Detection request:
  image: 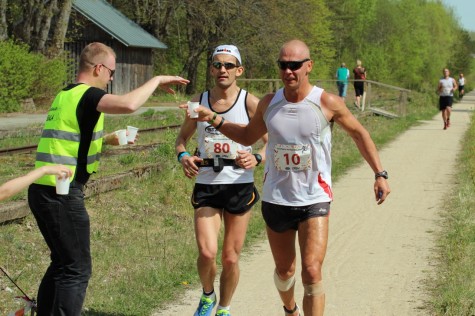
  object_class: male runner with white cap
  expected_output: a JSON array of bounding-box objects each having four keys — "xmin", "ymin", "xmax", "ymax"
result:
[
  {"xmin": 175, "ymin": 44, "xmax": 267, "ymax": 316},
  {"xmin": 189, "ymin": 39, "xmax": 390, "ymax": 316}
]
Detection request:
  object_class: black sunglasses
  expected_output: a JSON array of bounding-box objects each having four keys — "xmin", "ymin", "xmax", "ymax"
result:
[
  {"xmin": 277, "ymin": 58, "xmax": 310, "ymax": 71},
  {"xmin": 94, "ymin": 64, "xmax": 115, "ymax": 78},
  {"xmin": 212, "ymin": 61, "xmax": 238, "ymax": 70}
]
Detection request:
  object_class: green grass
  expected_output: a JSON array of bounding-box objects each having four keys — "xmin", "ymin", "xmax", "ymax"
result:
[
  {"xmin": 428, "ymin": 112, "xmax": 475, "ymax": 315},
  {"xmin": 0, "ymin": 91, "xmax": 439, "ymax": 315}
]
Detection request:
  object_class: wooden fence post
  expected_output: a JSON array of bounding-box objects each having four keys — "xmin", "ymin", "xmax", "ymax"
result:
[
  {"xmin": 399, "ymin": 91, "xmax": 408, "ymax": 116},
  {"xmin": 366, "ymin": 82, "xmax": 372, "ymax": 108}
]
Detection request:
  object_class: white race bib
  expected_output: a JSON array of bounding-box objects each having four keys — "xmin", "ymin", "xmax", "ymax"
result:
[
  {"xmin": 204, "ymin": 135, "xmax": 239, "ymax": 159},
  {"xmin": 274, "ymin": 144, "xmax": 312, "ymax": 171}
]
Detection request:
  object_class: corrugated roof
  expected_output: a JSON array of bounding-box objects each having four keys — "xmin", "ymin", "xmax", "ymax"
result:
[{"xmin": 72, "ymin": 0, "xmax": 167, "ymax": 49}]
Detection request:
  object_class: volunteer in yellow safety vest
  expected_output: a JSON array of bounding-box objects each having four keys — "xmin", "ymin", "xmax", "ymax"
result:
[{"xmin": 27, "ymin": 42, "xmax": 188, "ymax": 316}]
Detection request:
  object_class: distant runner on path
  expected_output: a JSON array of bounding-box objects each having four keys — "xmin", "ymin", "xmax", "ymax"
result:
[{"xmin": 437, "ymin": 68, "xmax": 458, "ymax": 130}]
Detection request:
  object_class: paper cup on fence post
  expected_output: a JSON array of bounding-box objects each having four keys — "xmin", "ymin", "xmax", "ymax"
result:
[
  {"xmin": 55, "ymin": 172, "xmax": 70, "ymax": 195},
  {"xmin": 116, "ymin": 129, "xmax": 127, "ymax": 145},
  {"xmin": 187, "ymin": 101, "xmax": 200, "ymax": 118},
  {"xmin": 126, "ymin": 126, "xmax": 139, "ymax": 143}
]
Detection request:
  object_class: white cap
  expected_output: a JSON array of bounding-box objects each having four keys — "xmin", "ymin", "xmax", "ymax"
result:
[{"xmin": 212, "ymin": 45, "xmax": 242, "ymax": 64}]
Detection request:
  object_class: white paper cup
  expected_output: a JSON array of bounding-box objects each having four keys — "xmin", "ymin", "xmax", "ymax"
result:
[
  {"xmin": 187, "ymin": 101, "xmax": 200, "ymax": 118},
  {"xmin": 126, "ymin": 126, "xmax": 139, "ymax": 143},
  {"xmin": 55, "ymin": 173, "xmax": 70, "ymax": 195},
  {"xmin": 116, "ymin": 129, "xmax": 127, "ymax": 145}
]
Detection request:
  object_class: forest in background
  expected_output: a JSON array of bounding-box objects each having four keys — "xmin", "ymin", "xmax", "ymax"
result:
[{"xmin": 0, "ymin": 0, "xmax": 474, "ymax": 98}]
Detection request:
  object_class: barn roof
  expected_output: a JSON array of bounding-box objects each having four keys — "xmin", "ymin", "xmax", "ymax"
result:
[{"xmin": 72, "ymin": 0, "xmax": 167, "ymax": 49}]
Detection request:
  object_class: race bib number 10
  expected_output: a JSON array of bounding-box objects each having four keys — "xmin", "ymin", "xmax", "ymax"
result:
[
  {"xmin": 274, "ymin": 144, "xmax": 312, "ymax": 171},
  {"xmin": 204, "ymin": 136, "xmax": 238, "ymax": 159}
]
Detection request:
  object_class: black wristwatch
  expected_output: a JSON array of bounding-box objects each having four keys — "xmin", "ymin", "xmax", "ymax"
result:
[
  {"xmin": 253, "ymin": 154, "xmax": 262, "ymax": 166},
  {"xmin": 375, "ymin": 170, "xmax": 388, "ymax": 180}
]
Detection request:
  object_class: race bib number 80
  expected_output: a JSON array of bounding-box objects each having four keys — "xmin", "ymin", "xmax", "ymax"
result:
[
  {"xmin": 204, "ymin": 136, "xmax": 238, "ymax": 159},
  {"xmin": 274, "ymin": 144, "xmax": 312, "ymax": 171}
]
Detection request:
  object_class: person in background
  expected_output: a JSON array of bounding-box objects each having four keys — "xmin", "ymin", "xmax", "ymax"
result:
[
  {"xmin": 175, "ymin": 44, "xmax": 267, "ymax": 316},
  {"xmin": 27, "ymin": 42, "xmax": 189, "ymax": 316},
  {"xmin": 0, "ymin": 165, "xmax": 71, "ymax": 201},
  {"xmin": 335, "ymin": 62, "xmax": 350, "ymax": 101},
  {"xmin": 188, "ymin": 39, "xmax": 390, "ymax": 316},
  {"xmin": 352, "ymin": 59, "xmax": 366, "ymax": 109},
  {"xmin": 437, "ymin": 68, "xmax": 457, "ymax": 130},
  {"xmin": 458, "ymin": 73, "xmax": 465, "ymax": 100}
]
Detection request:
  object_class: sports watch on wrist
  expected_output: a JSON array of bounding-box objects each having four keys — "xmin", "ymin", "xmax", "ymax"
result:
[
  {"xmin": 253, "ymin": 154, "xmax": 262, "ymax": 166},
  {"xmin": 375, "ymin": 170, "xmax": 388, "ymax": 180}
]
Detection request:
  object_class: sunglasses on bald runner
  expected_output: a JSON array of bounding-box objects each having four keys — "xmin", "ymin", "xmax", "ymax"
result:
[
  {"xmin": 212, "ymin": 61, "xmax": 238, "ymax": 70},
  {"xmin": 277, "ymin": 58, "xmax": 311, "ymax": 71}
]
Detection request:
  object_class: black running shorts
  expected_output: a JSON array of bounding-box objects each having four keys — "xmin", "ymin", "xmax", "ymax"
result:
[
  {"xmin": 261, "ymin": 201, "xmax": 331, "ymax": 233},
  {"xmin": 439, "ymin": 96, "xmax": 453, "ymax": 110},
  {"xmin": 191, "ymin": 183, "xmax": 260, "ymax": 215}
]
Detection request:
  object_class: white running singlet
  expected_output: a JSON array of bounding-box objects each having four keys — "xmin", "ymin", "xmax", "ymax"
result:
[
  {"xmin": 262, "ymin": 86, "xmax": 333, "ymax": 206},
  {"xmin": 439, "ymin": 77, "xmax": 455, "ymax": 96},
  {"xmin": 196, "ymin": 89, "xmax": 254, "ymax": 184}
]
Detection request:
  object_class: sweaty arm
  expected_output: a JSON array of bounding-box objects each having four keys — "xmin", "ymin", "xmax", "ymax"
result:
[
  {"xmin": 322, "ymin": 92, "xmax": 390, "ymax": 203},
  {"xmin": 198, "ymin": 94, "xmax": 271, "ymax": 146},
  {"xmin": 97, "ymin": 76, "xmax": 189, "ymax": 114},
  {"xmin": 236, "ymin": 93, "xmax": 268, "ymax": 168},
  {"xmin": 326, "ymin": 93, "xmax": 383, "ymax": 172},
  {"xmin": 175, "ymin": 94, "xmax": 201, "ymax": 178}
]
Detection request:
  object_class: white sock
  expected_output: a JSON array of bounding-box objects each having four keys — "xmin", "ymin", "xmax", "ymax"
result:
[{"xmin": 217, "ymin": 305, "xmax": 230, "ymax": 311}]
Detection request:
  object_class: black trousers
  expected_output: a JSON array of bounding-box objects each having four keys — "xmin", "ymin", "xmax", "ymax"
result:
[{"xmin": 28, "ymin": 183, "xmax": 91, "ymax": 316}]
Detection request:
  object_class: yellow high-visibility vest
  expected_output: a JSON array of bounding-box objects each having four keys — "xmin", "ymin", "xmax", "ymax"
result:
[{"xmin": 34, "ymin": 84, "xmax": 104, "ymax": 186}]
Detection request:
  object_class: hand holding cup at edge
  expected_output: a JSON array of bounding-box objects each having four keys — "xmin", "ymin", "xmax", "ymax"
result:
[
  {"xmin": 179, "ymin": 103, "xmax": 214, "ymax": 121},
  {"xmin": 187, "ymin": 101, "xmax": 200, "ymax": 119},
  {"xmin": 115, "ymin": 129, "xmax": 127, "ymax": 145},
  {"xmin": 126, "ymin": 125, "xmax": 139, "ymax": 144},
  {"xmin": 55, "ymin": 171, "xmax": 71, "ymax": 195}
]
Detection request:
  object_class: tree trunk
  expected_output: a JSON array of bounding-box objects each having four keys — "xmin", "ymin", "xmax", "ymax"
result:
[
  {"xmin": 31, "ymin": 0, "xmax": 57, "ymax": 53},
  {"xmin": 47, "ymin": 0, "xmax": 72, "ymax": 57},
  {"xmin": 0, "ymin": 0, "xmax": 6, "ymax": 40},
  {"xmin": 11, "ymin": 0, "xmax": 37, "ymax": 44}
]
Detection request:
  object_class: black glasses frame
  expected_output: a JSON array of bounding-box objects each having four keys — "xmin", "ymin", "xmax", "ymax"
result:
[
  {"xmin": 277, "ymin": 58, "xmax": 311, "ymax": 71},
  {"xmin": 212, "ymin": 61, "xmax": 238, "ymax": 70},
  {"xmin": 94, "ymin": 64, "xmax": 115, "ymax": 78}
]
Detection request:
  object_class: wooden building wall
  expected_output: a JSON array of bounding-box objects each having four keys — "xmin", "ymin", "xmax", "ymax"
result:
[{"xmin": 64, "ymin": 24, "xmax": 154, "ymax": 95}]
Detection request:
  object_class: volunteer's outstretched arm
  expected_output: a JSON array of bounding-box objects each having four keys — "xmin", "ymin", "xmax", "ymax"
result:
[{"xmin": 0, "ymin": 165, "xmax": 72, "ymax": 201}]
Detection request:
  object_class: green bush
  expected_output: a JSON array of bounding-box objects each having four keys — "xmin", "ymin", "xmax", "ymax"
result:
[
  {"xmin": 30, "ymin": 55, "xmax": 68, "ymax": 106},
  {"xmin": 0, "ymin": 40, "xmax": 67, "ymax": 113},
  {"xmin": 0, "ymin": 40, "xmax": 36, "ymax": 112}
]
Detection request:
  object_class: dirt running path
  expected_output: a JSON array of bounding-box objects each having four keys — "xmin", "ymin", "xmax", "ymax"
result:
[{"xmin": 154, "ymin": 95, "xmax": 474, "ymax": 316}]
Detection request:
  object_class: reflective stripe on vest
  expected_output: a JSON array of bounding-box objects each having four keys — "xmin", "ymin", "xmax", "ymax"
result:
[{"xmin": 34, "ymin": 84, "xmax": 104, "ymax": 186}]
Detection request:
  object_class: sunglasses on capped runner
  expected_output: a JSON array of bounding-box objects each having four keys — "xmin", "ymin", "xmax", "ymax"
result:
[
  {"xmin": 277, "ymin": 58, "xmax": 311, "ymax": 71},
  {"xmin": 212, "ymin": 61, "xmax": 238, "ymax": 70}
]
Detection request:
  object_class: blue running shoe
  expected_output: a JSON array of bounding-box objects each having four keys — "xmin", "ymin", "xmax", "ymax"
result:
[
  {"xmin": 193, "ymin": 293, "xmax": 216, "ymax": 316},
  {"xmin": 215, "ymin": 309, "xmax": 230, "ymax": 316}
]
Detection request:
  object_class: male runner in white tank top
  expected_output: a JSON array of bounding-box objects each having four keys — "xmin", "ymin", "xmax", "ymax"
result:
[
  {"xmin": 189, "ymin": 39, "xmax": 390, "ymax": 316},
  {"xmin": 175, "ymin": 45, "xmax": 267, "ymax": 316},
  {"xmin": 437, "ymin": 68, "xmax": 458, "ymax": 130}
]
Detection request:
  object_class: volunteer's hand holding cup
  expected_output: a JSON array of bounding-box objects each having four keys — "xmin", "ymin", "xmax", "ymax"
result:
[
  {"xmin": 54, "ymin": 166, "xmax": 73, "ymax": 195},
  {"xmin": 126, "ymin": 126, "xmax": 139, "ymax": 144}
]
